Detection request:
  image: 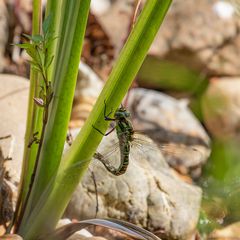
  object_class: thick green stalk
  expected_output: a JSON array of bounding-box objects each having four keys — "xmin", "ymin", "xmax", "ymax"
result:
[
  {"xmin": 18, "ymin": 1, "xmax": 172, "ymax": 238},
  {"xmin": 45, "ymin": 0, "xmax": 62, "ymax": 80},
  {"xmin": 15, "ymin": 0, "xmax": 42, "ymax": 224},
  {"xmin": 17, "ymin": 0, "xmax": 91, "ymax": 233}
]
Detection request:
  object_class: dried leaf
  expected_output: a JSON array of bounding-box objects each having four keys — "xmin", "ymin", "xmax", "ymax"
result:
[
  {"xmin": 33, "ymin": 97, "xmax": 45, "ymax": 107},
  {"xmin": 38, "ymin": 218, "xmax": 161, "ymax": 240}
]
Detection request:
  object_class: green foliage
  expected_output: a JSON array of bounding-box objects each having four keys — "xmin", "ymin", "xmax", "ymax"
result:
[
  {"xmin": 17, "ymin": 16, "xmax": 54, "ymax": 117},
  {"xmin": 197, "ymin": 210, "xmax": 219, "ymax": 238},
  {"xmin": 17, "ymin": 15, "xmax": 55, "ymax": 83}
]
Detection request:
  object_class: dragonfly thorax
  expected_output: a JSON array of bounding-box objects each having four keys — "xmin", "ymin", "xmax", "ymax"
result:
[{"xmin": 114, "ymin": 108, "xmax": 131, "ymax": 120}]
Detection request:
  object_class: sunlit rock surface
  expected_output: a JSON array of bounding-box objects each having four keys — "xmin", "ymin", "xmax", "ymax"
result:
[
  {"xmin": 65, "ymin": 130, "xmax": 202, "ymax": 240},
  {"xmin": 0, "ymin": 74, "xmax": 29, "ymax": 183},
  {"xmin": 97, "ymin": 0, "xmax": 240, "ymax": 78},
  {"xmin": 209, "ymin": 221, "xmax": 240, "ymax": 239},
  {"xmin": 127, "ymin": 88, "xmax": 211, "ymax": 178},
  {"xmin": 0, "ymin": 1, "xmax": 9, "ymax": 72},
  {"xmin": 202, "ymin": 77, "xmax": 240, "ymax": 140}
]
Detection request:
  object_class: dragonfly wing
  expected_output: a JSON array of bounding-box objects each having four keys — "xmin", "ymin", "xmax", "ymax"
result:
[
  {"xmin": 131, "ymin": 133, "xmax": 160, "ymax": 153},
  {"xmin": 159, "ymin": 143, "xmax": 206, "ymax": 165},
  {"xmin": 130, "ymin": 133, "xmax": 164, "ymax": 164},
  {"xmin": 92, "ymin": 138, "xmax": 122, "ymax": 174},
  {"xmin": 131, "ymin": 133, "xmax": 207, "ymax": 171}
]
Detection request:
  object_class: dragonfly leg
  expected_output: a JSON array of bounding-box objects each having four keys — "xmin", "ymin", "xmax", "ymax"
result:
[
  {"xmin": 66, "ymin": 131, "xmax": 73, "ymax": 146},
  {"xmin": 105, "ymin": 127, "xmax": 116, "ymax": 136},
  {"xmin": 104, "ymin": 100, "xmax": 115, "ymax": 121},
  {"xmin": 92, "ymin": 125, "xmax": 116, "ymax": 136}
]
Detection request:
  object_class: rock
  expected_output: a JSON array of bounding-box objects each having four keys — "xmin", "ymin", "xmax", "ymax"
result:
[
  {"xmin": 0, "ymin": 0, "xmax": 9, "ymax": 72},
  {"xmin": 127, "ymin": 88, "xmax": 211, "ymax": 178},
  {"xmin": 91, "ymin": 0, "xmax": 111, "ymax": 15},
  {"xmin": 97, "ymin": 0, "xmax": 240, "ymax": 79},
  {"xmin": 83, "ymin": 13, "xmax": 115, "ymax": 80},
  {"xmin": 209, "ymin": 221, "xmax": 240, "ymax": 239},
  {"xmin": 68, "ymin": 235, "xmax": 107, "ymax": 240},
  {"xmin": 96, "ymin": 0, "xmax": 135, "ymax": 51},
  {"xmin": 0, "ymin": 234, "xmax": 23, "ymax": 240},
  {"xmin": 202, "ymin": 77, "xmax": 240, "ymax": 140},
  {"xmin": 65, "ymin": 129, "xmax": 202, "ymax": 240},
  {"xmin": 0, "ymin": 74, "xmax": 29, "ymax": 184},
  {"xmin": 70, "ymin": 62, "xmax": 103, "ymax": 128},
  {"xmin": 149, "ymin": 0, "xmax": 240, "ymax": 77},
  {"xmin": 0, "ymin": 147, "xmax": 14, "ymax": 230},
  {"xmin": 14, "ymin": 0, "xmax": 32, "ymax": 33},
  {"xmin": 213, "ymin": 1, "xmax": 235, "ymax": 20}
]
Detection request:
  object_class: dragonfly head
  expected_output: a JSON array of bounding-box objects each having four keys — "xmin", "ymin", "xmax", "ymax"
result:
[{"xmin": 115, "ymin": 107, "xmax": 131, "ymax": 119}]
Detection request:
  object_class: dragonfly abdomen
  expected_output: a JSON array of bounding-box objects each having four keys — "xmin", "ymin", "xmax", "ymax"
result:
[
  {"xmin": 93, "ymin": 139, "xmax": 130, "ymax": 176},
  {"xmin": 116, "ymin": 139, "xmax": 130, "ymax": 175}
]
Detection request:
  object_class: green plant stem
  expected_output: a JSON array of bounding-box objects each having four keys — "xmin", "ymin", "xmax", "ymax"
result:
[
  {"xmin": 14, "ymin": 0, "xmax": 43, "ymax": 230},
  {"xmin": 17, "ymin": 1, "xmax": 172, "ymax": 238},
  {"xmin": 17, "ymin": 0, "xmax": 91, "ymax": 234},
  {"xmin": 45, "ymin": 0, "xmax": 62, "ymax": 80},
  {"xmin": 16, "ymin": 72, "xmax": 52, "ymax": 231}
]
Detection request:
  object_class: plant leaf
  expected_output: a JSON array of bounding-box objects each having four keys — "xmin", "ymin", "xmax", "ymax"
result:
[
  {"xmin": 45, "ymin": 55, "xmax": 54, "ymax": 69},
  {"xmin": 22, "ymin": 33, "xmax": 43, "ymax": 43},
  {"xmin": 43, "ymin": 14, "xmax": 52, "ymax": 35},
  {"xmin": 22, "ymin": 33, "xmax": 32, "ymax": 40},
  {"xmin": 38, "ymin": 218, "xmax": 162, "ymax": 240},
  {"xmin": 28, "ymin": 61, "xmax": 41, "ymax": 72},
  {"xmin": 31, "ymin": 34, "xmax": 44, "ymax": 43},
  {"xmin": 15, "ymin": 43, "xmax": 33, "ymax": 49},
  {"xmin": 26, "ymin": 48, "xmax": 38, "ymax": 60},
  {"xmin": 45, "ymin": 36, "xmax": 58, "ymax": 49}
]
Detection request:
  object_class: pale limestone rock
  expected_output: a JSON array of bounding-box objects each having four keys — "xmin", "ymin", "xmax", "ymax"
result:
[
  {"xmin": 0, "ymin": 0, "xmax": 8, "ymax": 72},
  {"xmin": 65, "ymin": 130, "xmax": 202, "ymax": 240},
  {"xmin": 202, "ymin": 77, "xmax": 240, "ymax": 140},
  {"xmin": 127, "ymin": 88, "xmax": 211, "ymax": 178},
  {"xmin": 0, "ymin": 74, "xmax": 29, "ymax": 183}
]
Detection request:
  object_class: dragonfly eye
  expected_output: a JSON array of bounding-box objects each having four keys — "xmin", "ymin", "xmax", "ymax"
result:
[
  {"xmin": 125, "ymin": 112, "xmax": 131, "ymax": 117},
  {"xmin": 115, "ymin": 107, "xmax": 131, "ymax": 118}
]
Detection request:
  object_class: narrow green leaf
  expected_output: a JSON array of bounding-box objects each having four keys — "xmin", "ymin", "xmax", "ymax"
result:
[
  {"xmin": 28, "ymin": 60, "xmax": 41, "ymax": 72},
  {"xmin": 22, "ymin": 33, "xmax": 43, "ymax": 43},
  {"xmin": 22, "ymin": 33, "xmax": 33, "ymax": 40},
  {"xmin": 47, "ymin": 92, "xmax": 53, "ymax": 105},
  {"xmin": 26, "ymin": 49, "xmax": 38, "ymax": 61},
  {"xmin": 31, "ymin": 34, "xmax": 44, "ymax": 43},
  {"xmin": 15, "ymin": 43, "xmax": 33, "ymax": 49},
  {"xmin": 39, "ymin": 87, "xmax": 46, "ymax": 102},
  {"xmin": 31, "ymin": 65, "xmax": 41, "ymax": 73},
  {"xmin": 45, "ymin": 55, "xmax": 54, "ymax": 69},
  {"xmin": 43, "ymin": 14, "xmax": 52, "ymax": 35},
  {"xmin": 45, "ymin": 0, "xmax": 63, "ymax": 80},
  {"xmin": 38, "ymin": 50, "xmax": 46, "ymax": 69}
]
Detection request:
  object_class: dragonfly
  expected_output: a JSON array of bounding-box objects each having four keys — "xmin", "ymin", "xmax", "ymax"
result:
[
  {"xmin": 92, "ymin": 101, "xmax": 135, "ymax": 176},
  {"xmin": 92, "ymin": 101, "xmax": 200, "ymax": 176}
]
